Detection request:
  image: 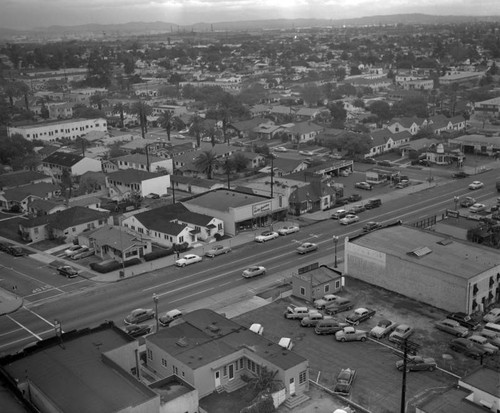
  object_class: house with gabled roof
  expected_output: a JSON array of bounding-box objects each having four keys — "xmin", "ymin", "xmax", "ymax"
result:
[
  {"xmin": 0, "ymin": 170, "xmax": 52, "ymax": 191},
  {"xmin": 19, "ymin": 206, "xmax": 111, "ymax": 243},
  {"xmin": 284, "ymin": 121, "xmax": 324, "ymax": 144},
  {"xmin": 260, "ymin": 157, "xmax": 309, "ymax": 176},
  {"xmin": 367, "ymin": 129, "xmax": 412, "ymax": 157},
  {"xmin": 105, "ymin": 169, "xmax": 171, "ymax": 200},
  {"xmin": 171, "ymin": 175, "xmax": 224, "ymax": 195},
  {"xmin": 122, "ymin": 204, "xmax": 223, "ymax": 247},
  {"xmin": 114, "ymin": 153, "xmax": 173, "ymax": 174},
  {"xmin": 253, "ymin": 122, "xmax": 285, "ymax": 140},
  {"xmin": 288, "ymin": 178, "xmax": 338, "ymax": 215},
  {"xmin": 248, "ymin": 104, "xmax": 271, "ymax": 118},
  {"xmin": 387, "ymin": 117, "xmax": 422, "ymax": 135},
  {"xmin": 27, "ymin": 198, "xmax": 66, "ymax": 217},
  {"xmin": 41, "ymin": 151, "xmax": 102, "ymax": 183},
  {"xmin": 291, "ymin": 263, "xmax": 343, "ymax": 302},
  {"xmin": 295, "ymin": 107, "xmax": 329, "ymax": 121},
  {"xmin": 227, "ymin": 117, "xmax": 271, "ymax": 138},
  {"xmin": 0, "ymin": 182, "xmax": 59, "ymax": 212}
]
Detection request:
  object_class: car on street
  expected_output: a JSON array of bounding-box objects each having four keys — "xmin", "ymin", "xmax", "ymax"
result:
[
  {"xmin": 331, "ymin": 209, "xmax": 348, "ymax": 220},
  {"xmin": 175, "ymin": 254, "xmax": 202, "ymax": 267},
  {"xmin": 277, "ymin": 225, "xmax": 299, "ymax": 235},
  {"xmin": 333, "ymin": 368, "xmax": 356, "ymax": 396},
  {"xmin": 468, "ymin": 181, "xmax": 484, "ymax": 190},
  {"xmin": 299, "ymin": 150, "xmax": 315, "ymax": 156},
  {"xmin": 340, "ymin": 214, "xmax": 360, "ymax": 225},
  {"xmin": 345, "ymin": 308, "xmax": 376, "ymax": 325},
  {"xmin": 365, "ymin": 199, "xmax": 382, "ymax": 209},
  {"xmin": 71, "ymin": 247, "xmax": 95, "ymax": 260},
  {"xmin": 254, "ymin": 231, "xmax": 279, "ymax": 242},
  {"xmin": 204, "ymin": 245, "xmax": 231, "ymax": 258},
  {"xmin": 467, "ymin": 335, "xmax": 499, "ymax": 354},
  {"xmin": 389, "ymin": 324, "xmax": 414, "ymax": 343},
  {"xmin": 301, "ymin": 312, "xmax": 329, "ymax": 327},
  {"xmin": 242, "ymin": 266, "xmax": 266, "ymax": 279},
  {"xmin": 446, "ymin": 312, "xmax": 481, "ymax": 330},
  {"xmin": 273, "ymin": 146, "xmax": 288, "ymax": 152},
  {"xmin": 395, "ymin": 355, "xmax": 437, "ymax": 372},
  {"xmin": 7, "ymin": 246, "xmax": 24, "ymax": 256},
  {"xmin": 435, "ymin": 318, "xmax": 469, "ymax": 337},
  {"xmin": 348, "ymin": 204, "xmax": 365, "ymax": 214},
  {"xmin": 324, "ymin": 298, "xmax": 354, "ymax": 315},
  {"xmin": 145, "ymin": 193, "xmax": 160, "ymax": 199},
  {"xmin": 355, "ymin": 181, "xmax": 373, "ymax": 190},
  {"xmin": 363, "ymin": 222, "xmax": 382, "ymax": 232},
  {"xmin": 370, "ymin": 319, "xmax": 398, "ymax": 339},
  {"xmin": 460, "ymin": 196, "xmax": 476, "ymax": 207},
  {"xmin": 449, "ymin": 337, "xmax": 487, "ymax": 359},
  {"xmin": 296, "ymin": 242, "xmax": 318, "ymax": 254},
  {"xmin": 469, "ymin": 203, "xmax": 486, "ymax": 213},
  {"xmin": 452, "ymin": 171, "xmax": 469, "ymax": 178},
  {"xmin": 396, "ymin": 180, "xmax": 411, "ymax": 189},
  {"xmin": 314, "ymin": 294, "xmax": 339, "ymax": 309},
  {"xmin": 335, "ymin": 326, "xmax": 368, "ymax": 342},
  {"xmin": 283, "ymin": 306, "xmax": 310, "ymax": 319},
  {"xmin": 348, "ymin": 193, "xmax": 362, "ymax": 202},
  {"xmin": 57, "ymin": 265, "xmax": 79, "ymax": 278},
  {"xmin": 124, "ymin": 308, "xmax": 155, "ymax": 325},
  {"xmin": 124, "ymin": 324, "xmax": 152, "ymax": 338},
  {"xmin": 159, "ymin": 309, "xmax": 183, "ymax": 327},
  {"xmin": 483, "ymin": 308, "xmax": 500, "ymax": 323}
]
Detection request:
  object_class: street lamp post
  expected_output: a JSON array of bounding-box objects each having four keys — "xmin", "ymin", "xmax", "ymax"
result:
[
  {"xmin": 454, "ymin": 196, "xmax": 460, "ymax": 211},
  {"xmin": 332, "ymin": 235, "xmax": 339, "ymax": 268},
  {"xmin": 152, "ymin": 293, "xmax": 159, "ymax": 332}
]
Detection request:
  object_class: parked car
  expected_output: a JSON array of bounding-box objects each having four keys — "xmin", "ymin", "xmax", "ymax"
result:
[
  {"xmin": 331, "ymin": 209, "xmax": 348, "ymax": 220},
  {"xmin": 242, "ymin": 266, "xmax": 266, "ymax": 279},
  {"xmin": 452, "ymin": 171, "xmax": 469, "ymax": 178},
  {"xmin": 299, "ymin": 150, "xmax": 315, "ymax": 156},
  {"xmin": 314, "ymin": 294, "xmax": 339, "ymax": 310},
  {"xmin": 71, "ymin": 247, "xmax": 95, "ymax": 260},
  {"xmin": 435, "ymin": 319, "xmax": 469, "ymax": 337},
  {"xmin": 468, "ymin": 181, "xmax": 484, "ymax": 190},
  {"xmin": 64, "ymin": 244, "xmax": 86, "ymax": 257},
  {"xmin": 175, "ymin": 254, "xmax": 202, "ymax": 267},
  {"xmin": 254, "ymin": 231, "xmax": 279, "ymax": 242},
  {"xmin": 365, "ymin": 198, "xmax": 382, "ymax": 209},
  {"xmin": 277, "ymin": 225, "xmax": 299, "ymax": 235},
  {"xmin": 7, "ymin": 246, "xmax": 24, "ymax": 256},
  {"xmin": 396, "ymin": 355, "xmax": 437, "ymax": 372},
  {"xmin": 340, "ymin": 214, "xmax": 360, "ymax": 225},
  {"xmin": 396, "ymin": 180, "xmax": 410, "ymax": 189},
  {"xmin": 314, "ymin": 319, "xmax": 348, "ymax": 335},
  {"xmin": 363, "ymin": 222, "xmax": 382, "ymax": 232},
  {"xmin": 483, "ymin": 308, "xmax": 500, "ymax": 323},
  {"xmin": 335, "ymin": 326, "xmax": 368, "ymax": 342},
  {"xmin": 283, "ymin": 306, "xmax": 310, "ymax": 319},
  {"xmin": 159, "ymin": 309, "xmax": 183, "ymax": 327},
  {"xmin": 0, "ymin": 242, "xmax": 11, "ymax": 252},
  {"xmin": 348, "ymin": 193, "xmax": 362, "ymax": 202},
  {"xmin": 273, "ymin": 146, "xmax": 287, "ymax": 152},
  {"xmin": 145, "ymin": 193, "xmax": 160, "ymax": 199},
  {"xmin": 301, "ymin": 312, "xmax": 329, "ymax": 327},
  {"xmin": 324, "ymin": 298, "xmax": 354, "ymax": 315},
  {"xmin": 348, "ymin": 204, "xmax": 365, "ymax": 214},
  {"xmin": 124, "ymin": 308, "xmax": 155, "ymax": 325},
  {"xmin": 460, "ymin": 196, "xmax": 476, "ymax": 207},
  {"xmin": 296, "ymin": 242, "xmax": 318, "ymax": 254},
  {"xmin": 370, "ymin": 319, "xmax": 398, "ymax": 339},
  {"xmin": 446, "ymin": 312, "xmax": 481, "ymax": 330},
  {"xmin": 449, "ymin": 337, "xmax": 487, "ymax": 359},
  {"xmin": 124, "ymin": 324, "xmax": 152, "ymax": 338},
  {"xmin": 57, "ymin": 265, "xmax": 79, "ymax": 278},
  {"xmin": 468, "ymin": 335, "xmax": 499, "ymax": 354},
  {"xmin": 334, "ymin": 197, "xmax": 350, "ymax": 206},
  {"xmin": 345, "ymin": 308, "xmax": 376, "ymax": 325},
  {"xmin": 333, "ymin": 368, "xmax": 356, "ymax": 396},
  {"xmin": 469, "ymin": 203, "xmax": 486, "ymax": 213},
  {"xmin": 204, "ymin": 245, "xmax": 231, "ymax": 258},
  {"xmin": 389, "ymin": 324, "xmax": 414, "ymax": 343},
  {"xmin": 355, "ymin": 182, "xmax": 373, "ymax": 190}
]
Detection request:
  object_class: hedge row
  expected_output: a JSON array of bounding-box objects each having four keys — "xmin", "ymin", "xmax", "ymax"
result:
[
  {"xmin": 90, "ymin": 258, "xmax": 142, "ymax": 273},
  {"xmin": 143, "ymin": 249, "xmax": 173, "ymax": 262}
]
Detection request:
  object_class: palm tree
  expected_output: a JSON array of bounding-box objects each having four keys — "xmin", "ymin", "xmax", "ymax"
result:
[
  {"xmin": 112, "ymin": 102, "xmax": 127, "ymax": 128},
  {"xmin": 189, "ymin": 114, "xmax": 204, "ymax": 147},
  {"xmin": 158, "ymin": 110, "xmax": 173, "ymax": 141},
  {"xmin": 220, "ymin": 157, "xmax": 235, "ymax": 189},
  {"xmin": 89, "ymin": 93, "xmax": 107, "ymax": 111},
  {"xmin": 193, "ymin": 150, "xmax": 218, "ymax": 179},
  {"xmin": 243, "ymin": 366, "xmax": 282, "ymax": 393},
  {"xmin": 130, "ymin": 101, "xmax": 153, "ymax": 139}
]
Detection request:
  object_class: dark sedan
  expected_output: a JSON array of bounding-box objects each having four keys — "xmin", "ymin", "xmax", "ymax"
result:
[
  {"xmin": 446, "ymin": 312, "xmax": 481, "ymax": 331},
  {"xmin": 57, "ymin": 265, "xmax": 79, "ymax": 278},
  {"xmin": 124, "ymin": 324, "xmax": 152, "ymax": 338},
  {"xmin": 396, "ymin": 355, "xmax": 437, "ymax": 372},
  {"xmin": 449, "ymin": 338, "xmax": 487, "ymax": 359}
]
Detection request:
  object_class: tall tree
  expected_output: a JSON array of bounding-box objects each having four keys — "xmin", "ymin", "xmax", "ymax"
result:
[
  {"xmin": 130, "ymin": 101, "xmax": 152, "ymax": 139},
  {"xmin": 158, "ymin": 110, "xmax": 173, "ymax": 141},
  {"xmin": 189, "ymin": 114, "xmax": 204, "ymax": 147},
  {"xmin": 193, "ymin": 150, "xmax": 218, "ymax": 179},
  {"xmin": 112, "ymin": 102, "xmax": 127, "ymax": 128}
]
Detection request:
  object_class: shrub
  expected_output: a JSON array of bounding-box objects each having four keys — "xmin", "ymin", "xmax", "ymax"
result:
[
  {"xmin": 173, "ymin": 242, "xmax": 189, "ymax": 252},
  {"xmin": 90, "ymin": 258, "xmax": 141, "ymax": 273},
  {"xmin": 143, "ymin": 249, "xmax": 173, "ymax": 262}
]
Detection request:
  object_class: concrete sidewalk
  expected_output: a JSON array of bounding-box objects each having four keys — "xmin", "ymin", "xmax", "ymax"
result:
[{"xmin": 0, "ymin": 288, "xmax": 23, "ymax": 316}]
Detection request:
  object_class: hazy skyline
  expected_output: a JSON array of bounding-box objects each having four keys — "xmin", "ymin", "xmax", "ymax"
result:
[{"xmin": 1, "ymin": 0, "xmax": 500, "ymax": 30}]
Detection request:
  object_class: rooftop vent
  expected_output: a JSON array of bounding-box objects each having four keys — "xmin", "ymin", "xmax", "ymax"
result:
[
  {"xmin": 207, "ymin": 323, "xmax": 221, "ymax": 333},
  {"xmin": 176, "ymin": 337, "xmax": 188, "ymax": 347},
  {"xmin": 408, "ymin": 246, "xmax": 432, "ymax": 258},
  {"xmin": 437, "ymin": 238, "xmax": 453, "ymax": 246}
]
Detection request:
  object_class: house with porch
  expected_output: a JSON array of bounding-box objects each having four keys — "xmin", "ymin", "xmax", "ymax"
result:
[
  {"xmin": 0, "ymin": 182, "xmax": 59, "ymax": 213},
  {"xmin": 386, "ymin": 117, "xmax": 422, "ymax": 135},
  {"xmin": 291, "ymin": 263, "xmax": 344, "ymax": 302},
  {"xmin": 367, "ymin": 129, "xmax": 412, "ymax": 157},
  {"xmin": 284, "ymin": 122, "xmax": 324, "ymax": 144},
  {"xmin": 145, "ymin": 309, "xmax": 309, "ymax": 401}
]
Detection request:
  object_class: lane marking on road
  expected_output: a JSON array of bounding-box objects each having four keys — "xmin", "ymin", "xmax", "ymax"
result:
[
  {"xmin": 0, "ymin": 327, "xmax": 23, "ymax": 338},
  {"xmin": 169, "ymin": 287, "xmax": 214, "ymax": 303},
  {"xmin": 23, "ymin": 306, "xmax": 56, "ymax": 327},
  {"xmin": 6, "ymin": 315, "xmax": 43, "ymax": 340}
]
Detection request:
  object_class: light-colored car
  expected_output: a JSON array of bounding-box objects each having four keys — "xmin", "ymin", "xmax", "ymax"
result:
[
  {"xmin": 299, "ymin": 150, "xmax": 315, "ymax": 156},
  {"xmin": 71, "ymin": 247, "xmax": 95, "ymax": 260},
  {"xmin": 468, "ymin": 181, "xmax": 484, "ymax": 190},
  {"xmin": 435, "ymin": 318, "xmax": 469, "ymax": 337},
  {"xmin": 370, "ymin": 319, "xmax": 398, "ymax": 339},
  {"xmin": 314, "ymin": 294, "xmax": 339, "ymax": 309},
  {"xmin": 460, "ymin": 196, "xmax": 476, "ymax": 207},
  {"xmin": 333, "ymin": 368, "xmax": 356, "ymax": 396},
  {"xmin": 296, "ymin": 242, "xmax": 318, "ymax": 254},
  {"xmin": 395, "ymin": 355, "xmax": 437, "ymax": 372},
  {"xmin": 355, "ymin": 181, "xmax": 372, "ymax": 190},
  {"xmin": 468, "ymin": 335, "xmax": 499, "ymax": 354},
  {"xmin": 331, "ymin": 209, "xmax": 348, "ymax": 220},
  {"xmin": 363, "ymin": 222, "xmax": 382, "ymax": 232},
  {"xmin": 389, "ymin": 324, "xmax": 414, "ymax": 343},
  {"xmin": 335, "ymin": 326, "xmax": 368, "ymax": 342},
  {"xmin": 124, "ymin": 308, "xmax": 155, "ymax": 325},
  {"xmin": 345, "ymin": 307, "xmax": 376, "ymax": 325},
  {"xmin": 277, "ymin": 225, "xmax": 299, "ymax": 235},
  {"xmin": 175, "ymin": 254, "xmax": 202, "ymax": 267},
  {"xmin": 273, "ymin": 146, "xmax": 288, "ymax": 152},
  {"xmin": 242, "ymin": 266, "xmax": 266, "ymax": 278},
  {"xmin": 340, "ymin": 214, "xmax": 360, "ymax": 225},
  {"xmin": 159, "ymin": 309, "xmax": 183, "ymax": 327},
  {"xmin": 469, "ymin": 203, "xmax": 486, "ymax": 213},
  {"xmin": 204, "ymin": 245, "xmax": 231, "ymax": 258},
  {"xmin": 283, "ymin": 306, "xmax": 310, "ymax": 319},
  {"xmin": 64, "ymin": 244, "xmax": 86, "ymax": 257},
  {"xmin": 483, "ymin": 308, "xmax": 500, "ymax": 323},
  {"xmin": 301, "ymin": 312, "xmax": 329, "ymax": 327},
  {"xmin": 254, "ymin": 231, "xmax": 279, "ymax": 243}
]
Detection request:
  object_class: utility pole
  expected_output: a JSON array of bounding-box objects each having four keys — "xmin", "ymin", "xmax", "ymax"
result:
[{"xmin": 398, "ymin": 339, "xmax": 420, "ymax": 413}]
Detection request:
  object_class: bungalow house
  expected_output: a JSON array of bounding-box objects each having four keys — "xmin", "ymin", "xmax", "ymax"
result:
[
  {"xmin": 248, "ymin": 104, "xmax": 271, "ymax": 118},
  {"xmin": 239, "ymin": 151, "xmax": 266, "ymax": 169},
  {"xmin": 473, "ymin": 96, "xmax": 500, "ymax": 118},
  {"xmin": 386, "ymin": 117, "xmax": 422, "ymax": 135},
  {"xmin": 19, "ymin": 206, "xmax": 111, "ymax": 243},
  {"xmin": 227, "ymin": 117, "xmax": 271, "ymax": 138},
  {"xmin": 367, "ymin": 129, "xmax": 412, "ymax": 157},
  {"xmin": 113, "ymin": 153, "xmax": 173, "ymax": 174},
  {"xmin": 68, "ymin": 194, "xmax": 102, "ymax": 209},
  {"xmin": 288, "ymin": 179, "xmax": 338, "ymax": 215},
  {"xmin": 0, "ymin": 182, "xmax": 59, "ymax": 212},
  {"xmin": 253, "ymin": 123, "xmax": 285, "ymax": 140},
  {"xmin": 291, "ymin": 263, "xmax": 344, "ymax": 302},
  {"xmin": 145, "ymin": 309, "xmax": 309, "ymax": 400},
  {"xmin": 105, "ymin": 169, "xmax": 171, "ymax": 200},
  {"xmin": 171, "ymin": 175, "xmax": 224, "ymax": 195},
  {"xmin": 122, "ymin": 204, "xmax": 224, "ymax": 248},
  {"xmin": 284, "ymin": 122, "xmax": 324, "ymax": 144},
  {"xmin": 260, "ymin": 157, "xmax": 309, "ymax": 177},
  {"xmin": 27, "ymin": 198, "xmax": 66, "ymax": 217},
  {"xmin": 422, "ymin": 114, "xmax": 452, "ymax": 135},
  {"xmin": 399, "ymin": 137, "xmax": 439, "ymax": 157},
  {"xmin": 295, "ymin": 107, "xmax": 329, "ymax": 121},
  {"xmin": 78, "ymin": 225, "xmax": 152, "ymax": 263},
  {"xmin": 0, "ymin": 170, "xmax": 52, "ymax": 191},
  {"xmin": 41, "ymin": 151, "xmax": 102, "ymax": 183}
]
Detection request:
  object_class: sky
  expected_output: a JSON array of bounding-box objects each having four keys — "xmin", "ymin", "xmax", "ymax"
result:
[{"xmin": 1, "ymin": 0, "xmax": 500, "ymax": 30}]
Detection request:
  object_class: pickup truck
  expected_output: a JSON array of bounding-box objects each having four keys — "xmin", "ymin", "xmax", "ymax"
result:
[
  {"xmin": 345, "ymin": 307, "xmax": 376, "ymax": 325},
  {"xmin": 283, "ymin": 306, "xmax": 310, "ymax": 319}
]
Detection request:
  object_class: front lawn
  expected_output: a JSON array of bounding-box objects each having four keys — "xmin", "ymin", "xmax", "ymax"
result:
[{"xmin": 199, "ymin": 385, "xmax": 259, "ymax": 413}]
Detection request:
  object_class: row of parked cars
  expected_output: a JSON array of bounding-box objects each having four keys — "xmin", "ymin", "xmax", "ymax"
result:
[{"xmin": 122, "ymin": 308, "xmax": 184, "ymax": 338}]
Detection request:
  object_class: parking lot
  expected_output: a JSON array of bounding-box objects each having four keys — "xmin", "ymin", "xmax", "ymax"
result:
[{"xmin": 233, "ymin": 276, "xmax": 494, "ymax": 413}]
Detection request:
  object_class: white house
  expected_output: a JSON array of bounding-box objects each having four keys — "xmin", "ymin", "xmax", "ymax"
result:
[
  {"xmin": 105, "ymin": 169, "xmax": 171, "ymax": 200},
  {"xmin": 41, "ymin": 151, "xmax": 102, "ymax": 183},
  {"xmin": 113, "ymin": 153, "xmax": 173, "ymax": 174}
]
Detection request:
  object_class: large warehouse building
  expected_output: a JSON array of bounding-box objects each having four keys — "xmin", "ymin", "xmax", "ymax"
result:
[{"xmin": 344, "ymin": 224, "xmax": 500, "ymax": 314}]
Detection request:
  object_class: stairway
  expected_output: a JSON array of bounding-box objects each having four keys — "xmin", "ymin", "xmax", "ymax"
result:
[
  {"xmin": 223, "ymin": 378, "xmax": 247, "ymax": 393},
  {"xmin": 283, "ymin": 393, "xmax": 310, "ymax": 409}
]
